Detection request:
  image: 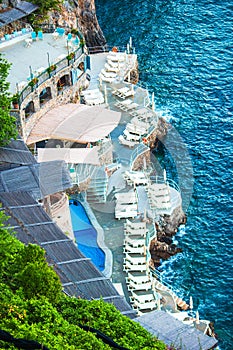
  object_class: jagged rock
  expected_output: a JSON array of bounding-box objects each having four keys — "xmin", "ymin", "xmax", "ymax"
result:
[
  {"xmin": 76, "ymin": 0, "xmax": 106, "ymax": 48},
  {"xmin": 149, "ymin": 205, "xmax": 185, "ymax": 267}
]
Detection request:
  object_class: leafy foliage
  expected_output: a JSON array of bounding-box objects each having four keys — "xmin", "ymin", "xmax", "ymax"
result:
[
  {"xmin": 0, "ymin": 210, "xmax": 168, "ymax": 349},
  {"xmin": 31, "ymin": 0, "xmax": 63, "ymax": 15},
  {"xmin": 0, "ymin": 54, "xmax": 17, "ymax": 146}
]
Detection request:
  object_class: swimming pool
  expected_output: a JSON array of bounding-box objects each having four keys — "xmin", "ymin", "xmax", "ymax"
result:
[{"xmin": 69, "ymin": 200, "xmax": 105, "ymax": 271}]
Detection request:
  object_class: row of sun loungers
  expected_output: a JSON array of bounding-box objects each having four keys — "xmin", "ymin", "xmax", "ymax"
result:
[
  {"xmin": 114, "ymin": 98, "xmax": 139, "ymax": 111},
  {"xmin": 98, "ymin": 51, "xmax": 127, "ymax": 83},
  {"xmin": 123, "ymin": 219, "xmax": 158, "ymax": 315},
  {"xmin": 107, "ymin": 52, "xmax": 126, "ymax": 62},
  {"xmin": 99, "ymin": 71, "xmax": 117, "ymax": 83},
  {"xmin": 115, "ymin": 191, "xmax": 138, "ymax": 220},
  {"xmin": 112, "ymin": 86, "xmax": 135, "ymax": 99},
  {"xmin": 146, "ymin": 183, "xmax": 172, "ymax": 212},
  {"xmin": 124, "ymin": 170, "xmax": 148, "ymax": 186}
]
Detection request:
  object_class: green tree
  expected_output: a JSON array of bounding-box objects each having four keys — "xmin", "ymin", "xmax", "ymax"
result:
[
  {"xmin": 0, "ymin": 54, "xmax": 17, "ymax": 146},
  {"xmin": 30, "ymin": 0, "xmax": 63, "ymax": 18},
  {"xmin": 0, "ymin": 210, "xmax": 168, "ymax": 349}
]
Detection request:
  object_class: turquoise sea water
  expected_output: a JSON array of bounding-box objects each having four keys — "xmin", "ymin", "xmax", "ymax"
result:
[{"xmin": 96, "ymin": 0, "xmax": 233, "ymax": 348}]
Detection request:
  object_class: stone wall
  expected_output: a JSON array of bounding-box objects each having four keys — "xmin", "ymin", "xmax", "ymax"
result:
[
  {"xmin": 131, "ymin": 149, "xmax": 150, "ymax": 171},
  {"xmin": 43, "ymin": 192, "xmax": 74, "ymax": 241},
  {"xmin": 148, "ymin": 117, "xmax": 170, "ymax": 149},
  {"xmin": 50, "ymin": 192, "xmax": 74, "ymax": 240}
]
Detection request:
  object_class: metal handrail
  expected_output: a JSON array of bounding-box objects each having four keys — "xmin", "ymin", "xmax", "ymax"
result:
[
  {"xmin": 130, "ymin": 143, "xmax": 150, "ymax": 170},
  {"xmin": 18, "ymin": 47, "xmax": 84, "ymax": 105},
  {"xmin": 87, "ymin": 45, "xmax": 128, "ymax": 55},
  {"xmin": 149, "ymin": 175, "xmax": 180, "ymax": 193}
]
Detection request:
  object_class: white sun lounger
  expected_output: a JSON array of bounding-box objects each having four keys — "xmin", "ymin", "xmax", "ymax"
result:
[
  {"xmin": 128, "ymin": 280, "xmax": 152, "ymax": 292},
  {"xmin": 126, "ymin": 124, "xmax": 147, "ymax": 136},
  {"xmin": 130, "ymin": 108, "xmax": 154, "ymax": 119},
  {"xmin": 115, "ymin": 191, "xmax": 137, "ymax": 203},
  {"xmin": 124, "ymin": 226, "xmax": 147, "ymax": 237},
  {"xmin": 115, "ymin": 100, "xmax": 139, "ymax": 112},
  {"xmin": 104, "ymin": 62, "xmax": 119, "ymax": 73},
  {"xmin": 124, "ymin": 235, "xmax": 145, "ymax": 247},
  {"xmin": 112, "ymin": 86, "xmax": 135, "ymax": 99},
  {"xmin": 123, "ymin": 245, "xmax": 145, "ymax": 254},
  {"xmin": 124, "ymin": 227, "xmax": 147, "ymax": 237},
  {"xmin": 124, "ymin": 170, "xmax": 148, "ymax": 186},
  {"xmin": 115, "ymin": 98, "xmax": 132, "ymax": 107},
  {"xmin": 99, "ymin": 72, "xmax": 116, "ymax": 83},
  {"xmin": 115, "ymin": 207, "xmax": 138, "ymax": 220},
  {"xmin": 118, "ymin": 135, "xmax": 137, "ymax": 148},
  {"xmin": 107, "ymin": 59, "xmax": 125, "ymax": 69},
  {"xmin": 124, "ymin": 253, "xmax": 146, "ymax": 265},
  {"xmin": 131, "ymin": 290, "xmax": 155, "ymax": 303},
  {"xmin": 124, "ymin": 219, "xmax": 147, "ymax": 230},
  {"xmin": 84, "ymin": 95, "xmax": 105, "ymax": 105},
  {"xmin": 107, "ymin": 53, "xmax": 125, "ymax": 62},
  {"xmin": 132, "ymin": 300, "xmax": 157, "ymax": 311},
  {"xmin": 81, "ymin": 89, "xmax": 105, "ymax": 105},
  {"xmin": 115, "ymin": 203, "xmax": 138, "ymax": 212},
  {"xmin": 127, "ymin": 271, "xmax": 149, "ymax": 284},
  {"xmin": 100, "ymin": 69, "xmax": 118, "ymax": 79},
  {"xmin": 112, "ymin": 86, "xmax": 129, "ymax": 96},
  {"xmin": 123, "ymin": 129, "xmax": 141, "ymax": 142},
  {"xmin": 122, "ymin": 102, "xmax": 139, "ymax": 111},
  {"xmin": 123, "ymin": 260, "xmax": 147, "ymax": 272},
  {"xmin": 81, "ymin": 88, "xmax": 101, "ymax": 96}
]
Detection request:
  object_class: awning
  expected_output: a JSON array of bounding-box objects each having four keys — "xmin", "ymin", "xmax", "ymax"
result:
[
  {"xmin": 27, "ymin": 104, "xmax": 121, "ymax": 145},
  {"xmin": 37, "ymin": 147, "xmax": 100, "ymax": 165}
]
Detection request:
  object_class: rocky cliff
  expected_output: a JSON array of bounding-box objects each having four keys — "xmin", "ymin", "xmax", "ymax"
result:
[
  {"xmin": 42, "ymin": 0, "xmax": 106, "ymax": 48},
  {"xmin": 76, "ymin": 0, "xmax": 106, "ymax": 48},
  {"xmin": 1, "ymin": 0, "xmax": 106, "ymax": 48}
]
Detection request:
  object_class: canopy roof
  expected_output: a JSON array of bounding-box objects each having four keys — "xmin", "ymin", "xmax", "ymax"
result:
[
  {"xmin": 27, "ymin": 104, "xmax": 121, "ymax": 145},
  {"xmin": 37, "ymin": 147, "xmax": 100, "ymax": 165}
]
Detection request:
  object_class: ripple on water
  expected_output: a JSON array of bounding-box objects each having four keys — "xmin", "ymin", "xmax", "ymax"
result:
[{"xmin": 96, "ymin": 0, "xmax": 233, "ymax": 348}]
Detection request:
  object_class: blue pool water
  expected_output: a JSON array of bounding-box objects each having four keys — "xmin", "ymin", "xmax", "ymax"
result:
[
  {"xmin": 69, "ymin": 200, "xmax": 105, "ymax": 271},
  {"xmin": 96, "ymin": 0, "xmax": 233, "ymax": 348}
]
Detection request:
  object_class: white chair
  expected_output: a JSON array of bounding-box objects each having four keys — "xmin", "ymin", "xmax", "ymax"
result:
[{"xmin": 99, "ymin": 72, "xmax": 116, "ymax": 83}]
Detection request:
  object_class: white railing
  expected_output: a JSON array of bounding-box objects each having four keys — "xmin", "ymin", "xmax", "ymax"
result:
[
  {"xmin": 130, "ymin": 143, "xmax": 150, "ymax": 170},
  {"xmin": 149, "ymin": 175, "xmax": 180, "ymax": 193}
]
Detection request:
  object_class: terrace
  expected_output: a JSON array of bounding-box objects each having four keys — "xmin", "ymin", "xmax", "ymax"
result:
[{"xmin": 1, "ymin": 32, "xmax": 83, "ymax": 94}]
